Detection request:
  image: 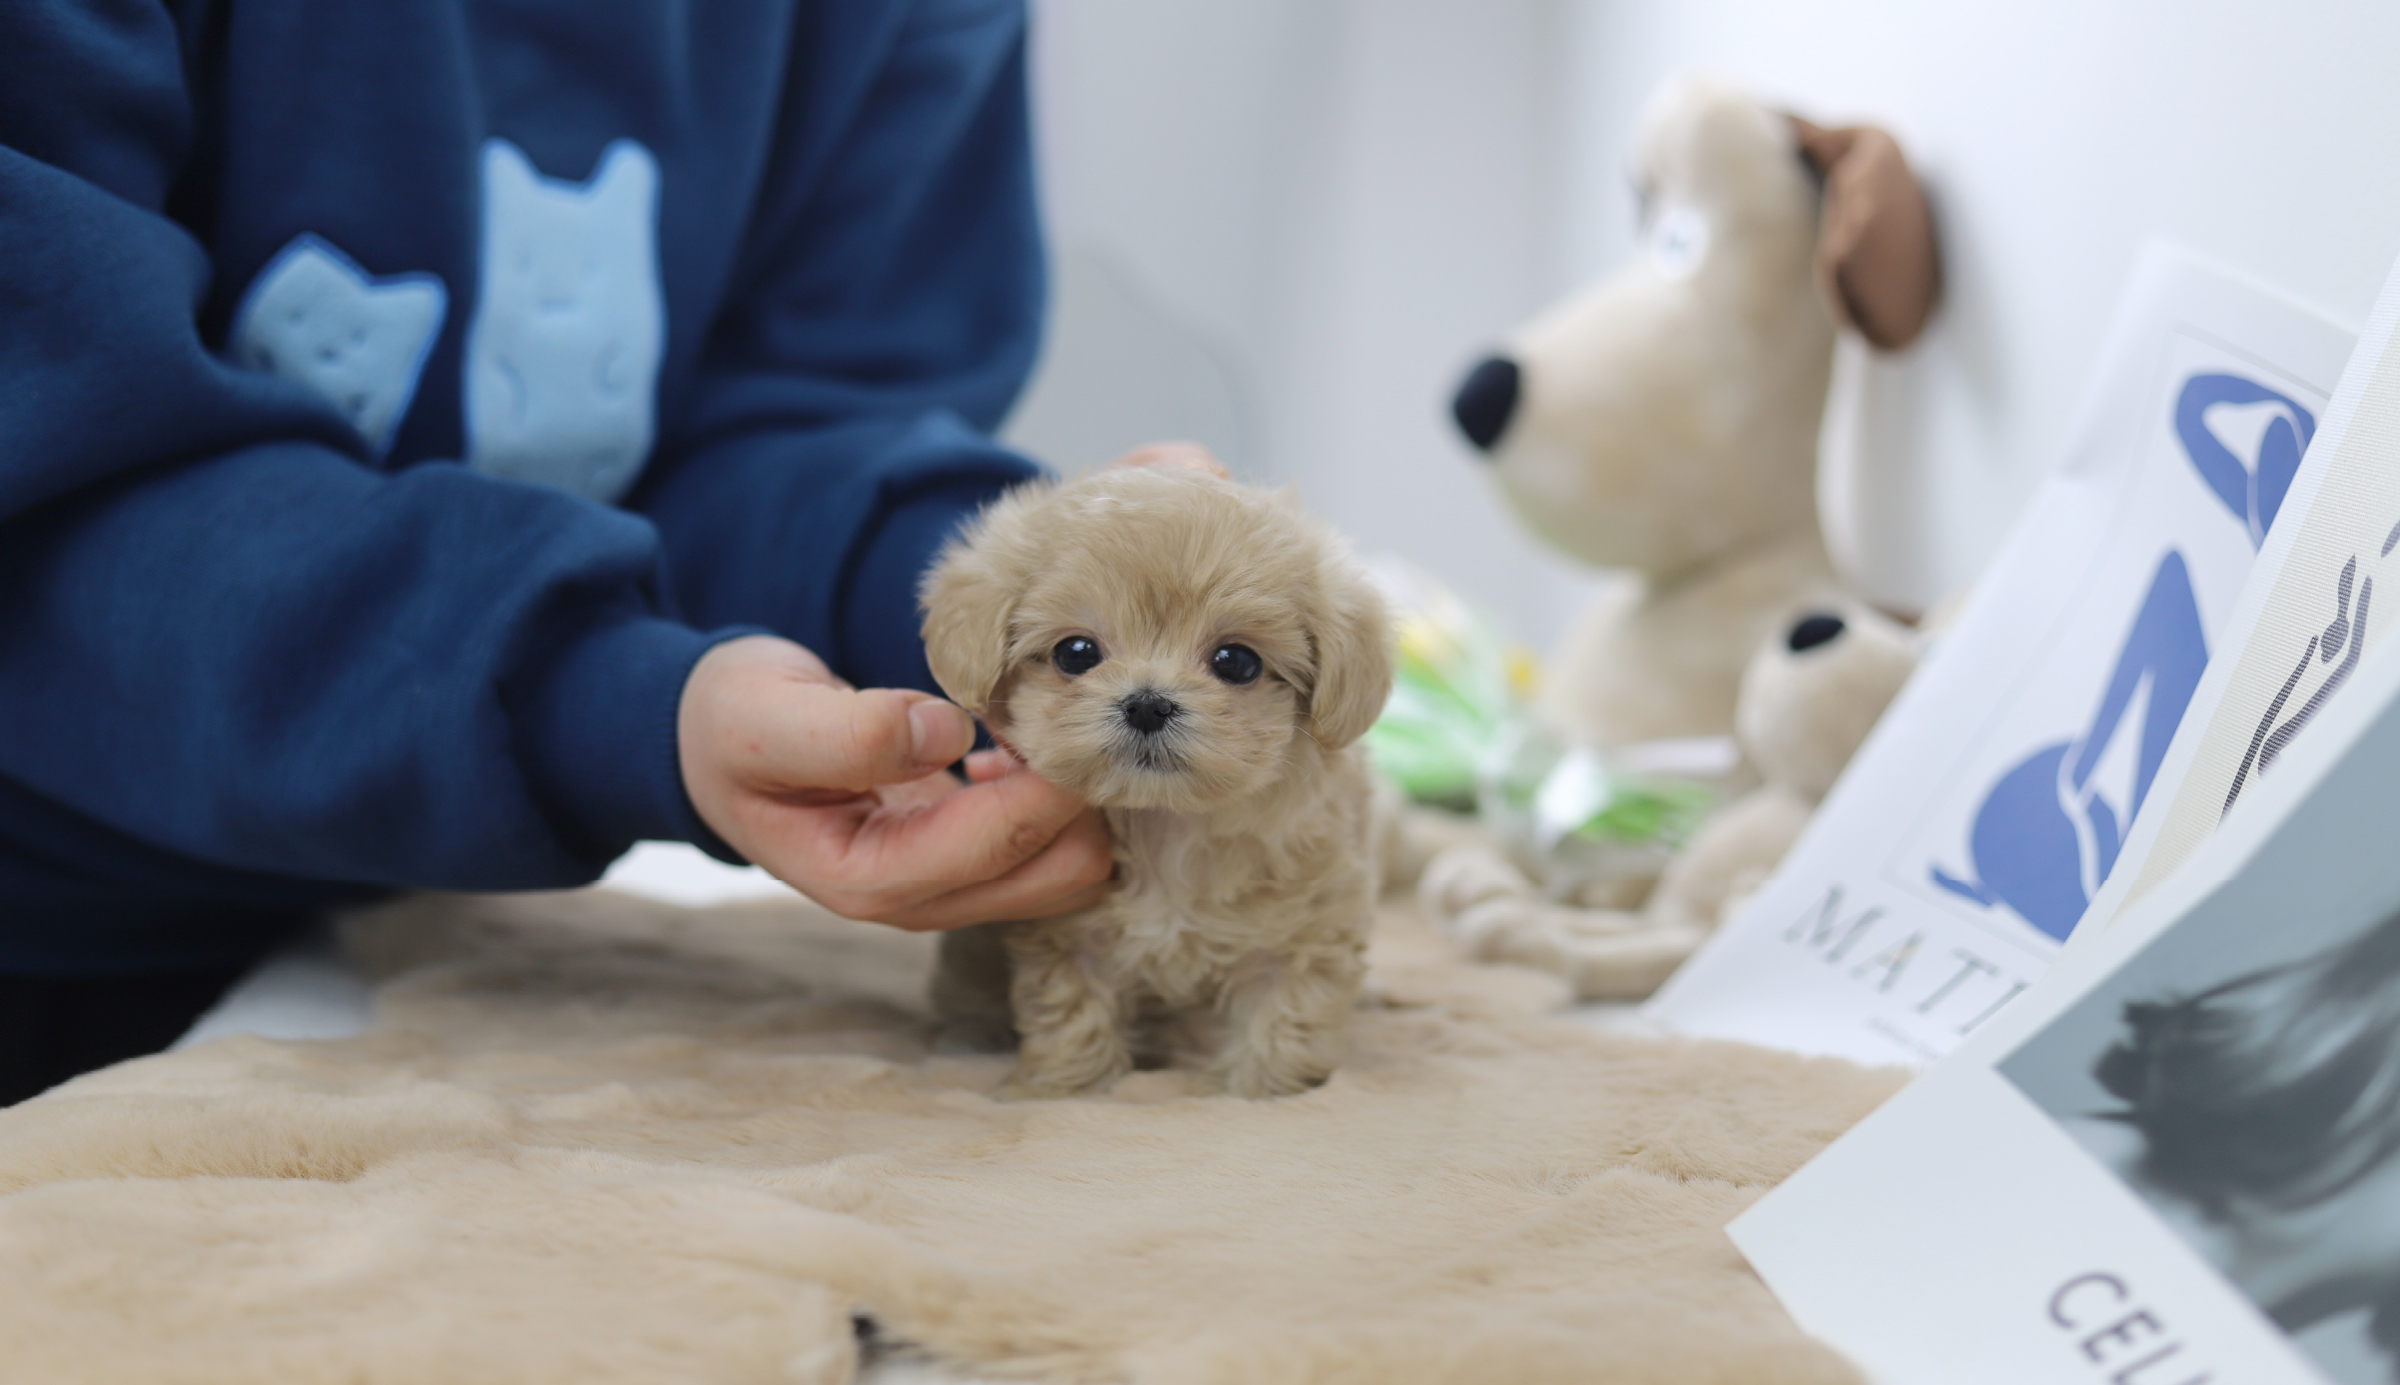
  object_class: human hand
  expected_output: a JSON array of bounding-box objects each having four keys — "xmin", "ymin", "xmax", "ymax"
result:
[
  {"xmin": 677, "ymin": 636, "xmax": 1111, "ymax": 930},
  {"xmin": 1107, "ymin": 441, "xmax": 1229, "ymax": 478}
]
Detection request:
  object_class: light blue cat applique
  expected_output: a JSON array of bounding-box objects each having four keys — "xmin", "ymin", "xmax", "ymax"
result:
[
  {"xmin": 463, "ymin": 138, "xmax": 665, "ymax": 504},
  {"xmin": 230, "ymin": 234, "xmax": 447, "ymax": 459}
]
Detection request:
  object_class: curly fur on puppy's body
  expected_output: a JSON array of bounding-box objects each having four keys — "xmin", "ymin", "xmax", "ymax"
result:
[{"xmin": 919, "ymin": 468, "xmax": 1392, "ymax": 1099}]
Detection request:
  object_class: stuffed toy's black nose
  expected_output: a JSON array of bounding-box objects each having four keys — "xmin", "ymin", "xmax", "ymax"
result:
[
  {"xmin": 1451, "ymin": 354, "xmax": 1520, "ymax": 454},
  {"xmin": 1786, "ymin": 612, "xmax": 1847, "ymax": 653},
  {"xmin": 1121, "ymin": 691, "xmax": 1181, "ymax": 735}
]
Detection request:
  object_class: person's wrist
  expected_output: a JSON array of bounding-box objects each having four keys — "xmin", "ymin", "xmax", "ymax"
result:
[{"xmin": 508, "ymin": 608, "xmax": 757, "ymax": 865}]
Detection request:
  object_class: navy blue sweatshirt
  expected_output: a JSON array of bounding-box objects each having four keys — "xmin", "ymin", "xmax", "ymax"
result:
[{"xmin": 0, "ymin": 0, "xmax": 1046, "ymax": 973}]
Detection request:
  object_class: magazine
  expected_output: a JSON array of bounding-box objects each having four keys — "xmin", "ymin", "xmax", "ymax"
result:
[
  {"xmin": 2077, "ymin": 253, "xmax": 2400, "ymax": 939},
  {"xmin": 1644, "ymin": 245, "xmax": 2353, "ymax": 1065},
  {"xmin": 1732, "ymin": 624, "xmax": 2400, "ymax": 1385}
]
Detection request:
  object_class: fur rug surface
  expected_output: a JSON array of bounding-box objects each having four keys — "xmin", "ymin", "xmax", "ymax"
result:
[{"xmin": 0, "ymin": 889, "xmax": 1902, "ymax": 1384}]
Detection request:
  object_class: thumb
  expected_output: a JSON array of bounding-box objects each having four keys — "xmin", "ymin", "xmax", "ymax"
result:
[{"xmin": 764, "ymin": 684, "xmax": 977, "ymax": 793}]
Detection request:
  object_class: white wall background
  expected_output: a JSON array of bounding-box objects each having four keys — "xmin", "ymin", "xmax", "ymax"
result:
[
  {"xmin": 1008, "ymin": 0, "xmax": 1611, "ymax": 651},
  {"xmin": 1008, "ymin": 0, "xmax": 2400, "ymax": 643},
  {"xmin": 1559, "ymin": 0, "xmax": 2400, "ymax": 614}
]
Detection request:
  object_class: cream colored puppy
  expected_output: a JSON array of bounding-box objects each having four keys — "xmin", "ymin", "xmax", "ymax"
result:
[{"xmin": 919, "ymin": 467, "xmax": 1392, "ymax": 1099}]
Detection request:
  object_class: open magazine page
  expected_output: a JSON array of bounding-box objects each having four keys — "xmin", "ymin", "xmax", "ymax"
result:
[
  {"xmin": 2079, "ymin": 251, "xmax": 2400, "ymax": 938},
  {"xmin": 1644, "ymin": 245, "xmax": 2353, "ymax": 1065},
  {"xmin": 1732, "ymin": 626, "xmax": 2400, "ymax": 1385}
]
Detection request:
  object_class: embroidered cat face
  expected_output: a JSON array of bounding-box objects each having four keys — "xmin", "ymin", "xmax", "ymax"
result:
[
  {"xmin": 464, "ymin": 138, "xmax": 665, "ymax": 504},
  {"xmin": 230, "ymin": 234, "xmax": 446, "ymax": 459}
]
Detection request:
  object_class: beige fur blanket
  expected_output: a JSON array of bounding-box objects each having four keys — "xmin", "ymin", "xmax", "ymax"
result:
[{"xmin": 0, "ymin": 889, "xmax": 1900, "ymax": 1384}]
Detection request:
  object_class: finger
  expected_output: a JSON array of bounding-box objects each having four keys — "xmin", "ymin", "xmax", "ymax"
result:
[
  {"xmin": 873, "ymin": 768, "xmax": 967, "ymax": 811},
  {"xmin": 962, "ymin": 747, "xmax": 1022, "ymax": 784},
  {"xmin": 850, "ymin": 765, "xmax": 1091, "ymax": 888},
  {"xmin": 871, "ymin": 810, "xmax": 1114, "ymax": 931},
  {"xmin": 747, "ymin": 684, "xmax": 977, "ymax": 794},
  {"xmin": 765, "ymin": 765, "xmax": 1094, "ymax": 920},
  {"xmin": 1108, "ymin": 441, "xmax": 1227, "ymax": 479},
  {"xmin": 887, "ymin": 878, "xmax": 1114, "ymax": 933}
]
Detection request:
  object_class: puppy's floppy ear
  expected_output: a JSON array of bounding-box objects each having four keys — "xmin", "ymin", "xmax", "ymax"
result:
[
  {"xmin": 918, "ymin": 496, "xmax": 1032, "ymax": 718},
  {"xmin": 1299, "ymin": 555, "xmax": 1394, "ymax": 751},
  {"xmin": 1789, "ymin": 115, "xmax": 1940, "ymax": 351}
]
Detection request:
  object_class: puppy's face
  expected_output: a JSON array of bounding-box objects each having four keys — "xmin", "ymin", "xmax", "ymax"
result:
[
  {"xmin": 1003, "ymin": 581, "xmax": 1306, "ymax": 813},
  {"xmin": 921, "ymin": 469, "xmax": 1391, "ymax": 814}
]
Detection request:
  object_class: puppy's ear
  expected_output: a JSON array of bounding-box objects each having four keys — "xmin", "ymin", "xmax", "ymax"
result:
[
  {"xmin": 918, "ymin": 502, "xmax": 1027, "ymax": 718},
  {"xmin": 1300, "ymin": 557, "xmax": 1394, "ymax": 751},
  {"xmin": 1789, "ymin": 116, "xmax": 1940, "ymax": 350}
]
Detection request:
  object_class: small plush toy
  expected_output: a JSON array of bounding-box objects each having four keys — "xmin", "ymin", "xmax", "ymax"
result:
[
  {"xmin": 1421, "ymin": 604, "xmax": 1917, "ymax": 999},
  {"xmin": 919, "ymin": 467, "xmax": 1393, "ymax": 1098},
  {"xmin": 1448, "ymin": 76, "xmax": 1939, "ymax": 750}
]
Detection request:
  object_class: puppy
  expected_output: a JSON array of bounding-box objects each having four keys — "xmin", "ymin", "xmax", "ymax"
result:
[{"xmin": 919, "ymin": 466, "xmax": 1393, "ymax": 1098}]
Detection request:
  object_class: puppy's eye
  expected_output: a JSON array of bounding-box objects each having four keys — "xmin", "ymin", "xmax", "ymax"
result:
[
  {"xmin": 1209, "ymin": 643, "xmax": 1262, "ymax": 686},
  {"xmin": 1052, "ymin": 636, "xmax": 1102, "ymax": 676}
]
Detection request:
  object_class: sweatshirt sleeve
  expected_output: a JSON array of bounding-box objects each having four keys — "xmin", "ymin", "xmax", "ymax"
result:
[
  {"xmin": 0, "ymin": 4, "xmax": 725, "ymax": 890},
  {"xmin": 631, "ymin": 0, "xmax": 1047, "ymax": 696}
]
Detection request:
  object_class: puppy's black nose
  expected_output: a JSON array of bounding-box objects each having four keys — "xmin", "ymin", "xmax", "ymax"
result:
[
  {"xmin": 1451, "ymin": 354, "xmax": 1520, "ymax": 454},
  {"xmin": 1121, "ymin": 691, "xmax": 1180, "ymax": 736},
  {"xmin": 1786, "ymin": 612, "xmax": 1847, "ymax": 653}
]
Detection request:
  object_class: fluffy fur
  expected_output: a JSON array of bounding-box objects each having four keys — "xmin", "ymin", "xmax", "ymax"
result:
[
  {"xmin": 0, "ymin": 888, "xmax": 1899, "ymax": 1385},
  {"xmin": 919, "ymin": 467, "xmax": 1392, "ymax": 1099}
]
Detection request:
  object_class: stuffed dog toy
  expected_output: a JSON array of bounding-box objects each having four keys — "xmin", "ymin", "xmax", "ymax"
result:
[
  {"xmin": 1449, "ymin": 76, "xmax": 1939, "ymax": 750},
  {"xmin": 919, "ymin": 467, "xmax": 1393, "ymax": 1098},
  {"xmin": 1422, "ymin": 603, "xmax": 1918, "ymax": 999}
]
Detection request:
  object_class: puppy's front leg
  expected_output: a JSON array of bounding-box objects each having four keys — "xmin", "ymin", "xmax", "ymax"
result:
[
  {"xmin": 1000, "ymin": 924, "xmax": 1129, "ymax": 1098},
  {"xmin": 1214, "ymin": 946, "xmax": 1366, "ymax": 1098}
]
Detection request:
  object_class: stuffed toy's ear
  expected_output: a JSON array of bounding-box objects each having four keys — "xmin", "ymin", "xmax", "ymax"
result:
[
  {"xmin": 918, "ymin": 524, "xmax": 1020, "ymax": 719},
  {"xmin": 1301, "ymin": 557, "xmax": 1395, "ymax": 751},
  {"xmin": 1790, "ymin": 116, "xmax": 1940, "ymax": 350}
]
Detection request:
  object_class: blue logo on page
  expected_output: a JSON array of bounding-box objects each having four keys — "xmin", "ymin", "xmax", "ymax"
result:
[{"xmin": 1929, "ymin": 373, "xmax": 2316, "ymax": 942}]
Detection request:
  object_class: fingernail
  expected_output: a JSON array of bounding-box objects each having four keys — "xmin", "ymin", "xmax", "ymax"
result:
[{"xmin": 910, "ymin": 700, "xmax": 969, "ymax": 767}]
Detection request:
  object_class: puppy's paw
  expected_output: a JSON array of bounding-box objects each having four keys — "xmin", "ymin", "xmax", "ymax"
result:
[
  {"xmin": 996, "ymin": 1052, "xmax": 1129, "ymax": 1100},
  {"xmin": 931, "ymin": 1016, "xmax": 1019, "ymax": 1055},
  {"xmin": 1218, "ymin": 1061, "xmax": 1331, "ymax": 1100},
  {"xmin": 994, "ymin": 1072, "xmax": 1110, "ymax": 1102}
]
